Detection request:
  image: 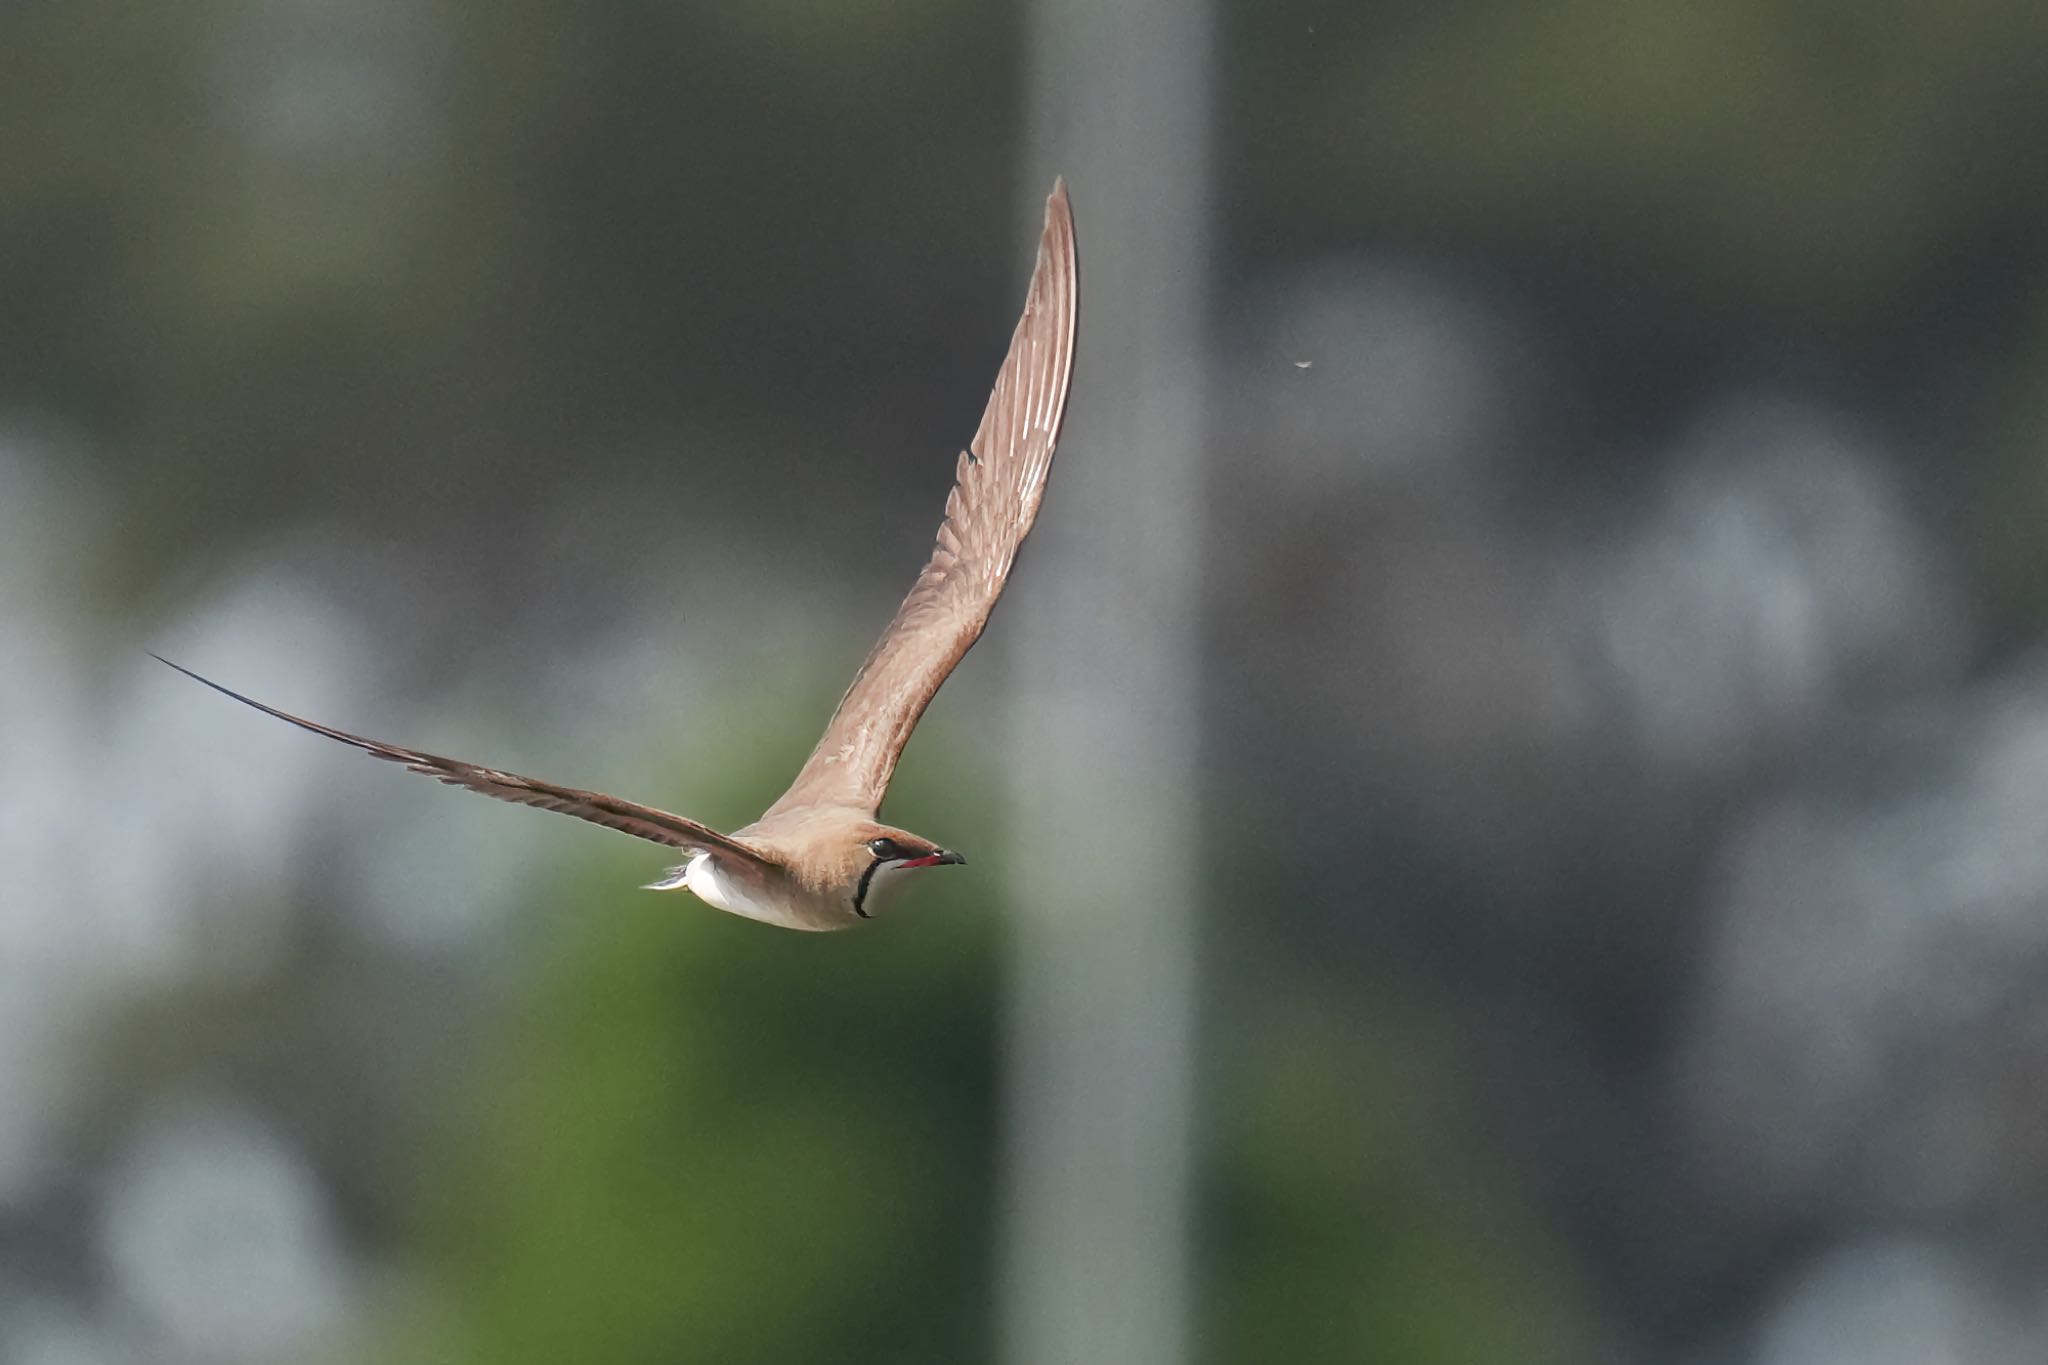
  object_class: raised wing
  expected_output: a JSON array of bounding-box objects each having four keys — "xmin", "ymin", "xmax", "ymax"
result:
[
  {"xmin": 153, "ymin": 655, "xmax": 772, "ymax": 867},
  {"xmin": 768, "ymin": 180, "xmax": 1078, "ymax": 817}
]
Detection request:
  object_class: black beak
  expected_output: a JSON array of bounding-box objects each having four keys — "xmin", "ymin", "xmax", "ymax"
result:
[{"xmin": 936, "ymin": 850, "xmax": 967, "ymax": 866}]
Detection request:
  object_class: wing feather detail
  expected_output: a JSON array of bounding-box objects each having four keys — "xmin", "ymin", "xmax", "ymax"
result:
[
  {"xmin": 769, "ymin": 180, "xmax": 1078, "ymax": 816},
  {"xmin": 153, "ymin": 655, "xmax": 771, "ymax": 866}
]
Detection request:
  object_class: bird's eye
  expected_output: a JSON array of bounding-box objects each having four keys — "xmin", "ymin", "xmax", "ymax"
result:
[{"xmin": 867, "ymin": 837, "xmax": 904, "ymax": 860}]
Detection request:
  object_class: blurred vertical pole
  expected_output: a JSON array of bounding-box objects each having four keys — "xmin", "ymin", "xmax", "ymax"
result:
[{"xmin": 1000, "ymin": 0, "xmax": 1212, "ymax": 1361}]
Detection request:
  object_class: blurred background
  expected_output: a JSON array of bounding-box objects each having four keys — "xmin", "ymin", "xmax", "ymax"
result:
[{"xmin": 10, "ymin": 2, "xmax": 2048, "ymax": 1362}]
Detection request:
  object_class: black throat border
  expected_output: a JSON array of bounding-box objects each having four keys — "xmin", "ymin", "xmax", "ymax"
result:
[{"xmin": 852, "ymin": 858, "xmax": 883, "ymax": 919}]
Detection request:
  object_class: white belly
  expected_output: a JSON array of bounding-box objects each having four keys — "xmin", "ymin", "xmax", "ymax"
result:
[{"xmin": 680, "ymin": 852, "xmax": 842, "ymax": 931}]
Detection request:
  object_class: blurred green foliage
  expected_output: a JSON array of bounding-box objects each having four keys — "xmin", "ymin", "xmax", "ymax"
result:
[
  {"xmin": 403, "ymin": 886, "xmax": 1002, "ymax": 1363},
  {"xmin": 1211, "ymin": 988, "xmax": 1592, "ymax": 1362},
  {"xmin": 380, "ymin": 736, "xmax": 1005, "ymax": 1365}
]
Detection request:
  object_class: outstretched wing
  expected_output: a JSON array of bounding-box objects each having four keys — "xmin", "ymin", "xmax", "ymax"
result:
[
  {"xmin": 153, "ymin": 655, "xmax": 773, "ymax": 866},
  {"xmin": 768, "ymin": 180, "xmax": 1078, "ymax": 817}
]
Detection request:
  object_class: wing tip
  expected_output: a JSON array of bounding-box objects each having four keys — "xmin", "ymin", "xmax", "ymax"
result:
[
  {"xmin": 148, "ymin": 650, "xmax": 248, "ymax": 704},
  {"xmin": 1043, "ymin": 178, "xmax": 1075, "ymax": 257}
]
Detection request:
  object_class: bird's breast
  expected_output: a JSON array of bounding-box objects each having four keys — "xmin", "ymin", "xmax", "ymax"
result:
[{"xmin": 682, "ymin": 852, "xmax": 851, "ymax": 932}]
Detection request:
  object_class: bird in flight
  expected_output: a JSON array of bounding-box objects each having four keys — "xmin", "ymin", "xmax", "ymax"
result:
[{"xmin": 157, "ymin": 181, "xmax": 1077, "ymax": 931}]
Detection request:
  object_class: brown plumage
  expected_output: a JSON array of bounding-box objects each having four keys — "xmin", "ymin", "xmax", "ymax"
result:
[
  {"xmin": 156, "ymin": 182, "xmax": 1078, "ymax": 932},
  {"xmin": 768, "ymin": 181, "xmax": 1078, "ymax": 817}
]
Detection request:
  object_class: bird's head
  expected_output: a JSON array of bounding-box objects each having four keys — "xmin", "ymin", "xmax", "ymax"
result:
[{"xmin": 847, "ymin": 825, "xmax": 966, "ymax": 919}]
